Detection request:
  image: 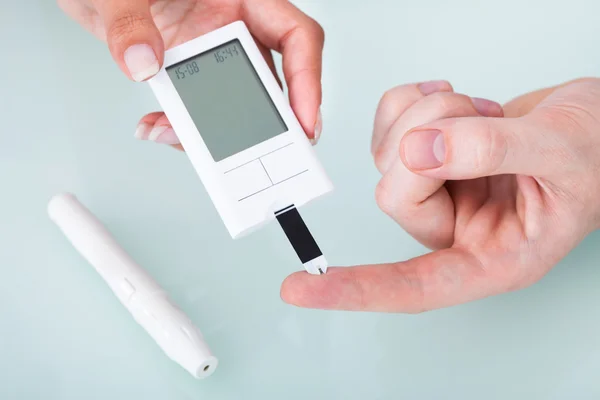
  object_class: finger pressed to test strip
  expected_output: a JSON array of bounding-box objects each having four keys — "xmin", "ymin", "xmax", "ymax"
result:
[{"xmin": 275, "ymin": 205, "xmax": 328, "ymax": 275}]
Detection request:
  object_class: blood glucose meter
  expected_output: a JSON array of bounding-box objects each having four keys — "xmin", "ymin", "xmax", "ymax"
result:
[{"xmin": 148, "ymin": 21, "xmax": 333, "ymax": 274}]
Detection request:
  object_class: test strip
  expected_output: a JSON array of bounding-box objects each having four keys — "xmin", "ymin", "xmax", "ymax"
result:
[{"xmin": 275, "ymin": 205, "xmax": 328, "ymax": 275}]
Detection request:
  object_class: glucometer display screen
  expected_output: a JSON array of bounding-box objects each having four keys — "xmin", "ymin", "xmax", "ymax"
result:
[{"xmin": 166, "ymin": 39, "xmax": 288, "ymax": 162}]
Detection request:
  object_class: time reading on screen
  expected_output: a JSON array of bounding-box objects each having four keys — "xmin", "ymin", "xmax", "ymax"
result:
[
  {"xmin": 213, "ymin": 43, "xmax": 240, "ymax": 63},
  {"xmin": 173, "ymin": 44, "xmax": 241, "ymax": 79}
]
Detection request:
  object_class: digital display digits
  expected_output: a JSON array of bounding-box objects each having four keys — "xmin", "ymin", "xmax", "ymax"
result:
[
  {"xmin": 166, "ymin": 39, "xmax": 287, "ymax": 161},
  {"xmin": 173, "ymin": 44, "xmax": 240, "ymax": 80}
]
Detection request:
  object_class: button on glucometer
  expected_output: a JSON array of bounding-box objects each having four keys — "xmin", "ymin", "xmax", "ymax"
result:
[
  {"xmin": 260, "ymin": 144, "xmax": 308, "ymax": 184},
  {"xmin": 225, "ymin": 160, "xmax": 272, "ymax": 200}
]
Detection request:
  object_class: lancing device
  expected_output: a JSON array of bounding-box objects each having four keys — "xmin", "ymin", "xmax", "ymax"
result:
[
  {"xmin": 147, "ymin": 21, "xmax": 332, "ymax": 275},
  {"xmin": 47, "ymin": 193, "xmax": 218, "ymax": 379}
]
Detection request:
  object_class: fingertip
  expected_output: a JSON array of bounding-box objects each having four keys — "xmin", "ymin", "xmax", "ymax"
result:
[
  {"xmin": 135, "ymin": 112, "xmax": 164, "ymax": 140},
  {"xmin": 242, "ymin": 0, "xmax": 323, "ymax": 140},
  {"xmin": 134, "ymin": 112, "xmax": 181, "ymax": 145},
  {"xmin": 471, "ymin": 97, "xmax": 504, "ymax": 117},
  {"xmin": 280, "ymin": 271, "xmax": 316, "ymax": 307},
  {"xmin": 399, "ymin": 129, "xmax": 445, "ymax": 171},
  {"xmin": 288, "ymin": 74, "xmax": 322, "ymax": 140},
  {"xmin": 280, "ymin": 272, "xmax": 299, "ymax": 305},
  {"xmin": 281, "ymin": 26, "xmax": 323, "ymax": 140},
  {"xmin": 280, "ymin": 268, "xmax": 343, "ymax": 309},
  {"xmin": 311, "ymin": 108, "xmax": 322, "ymax": 145},
  {"xmin": 100, "ymin": 6, "xmax": 164, "ymax": 82},
  {"xmin": 139, "ymin": 111, "xmax": 165, "ymax": 125},
  {"xmin": 134, "ymin": 121, "xmax": 152, "ymax": 140},
  {"xmin": 123, "ymin": 43, "xmax": 161, "ymax": 82},
  {"xmin": 170, "ymin": 144, "xmax": 185, "ymax": 152},
  {"xmin": 147, "ymin": 125, "xmax": 179, "ymax": 144},
  {"xmin": 417, "ymin": 80, "xmax": 454, "ymax": 96}
]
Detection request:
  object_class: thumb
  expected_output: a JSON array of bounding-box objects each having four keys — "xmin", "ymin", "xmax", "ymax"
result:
[
  {"xmin": 398, "ymin": 115, "xmax": 558, "ymax": 180},
  {"xmin": 93, "ymin": 0, "xmax": 164, "ymax": 82}
]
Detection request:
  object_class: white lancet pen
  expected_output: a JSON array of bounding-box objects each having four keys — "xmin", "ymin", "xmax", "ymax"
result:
[{"xmin": 47, "ymin": 193, "xmax": 218, "ymax": 379}]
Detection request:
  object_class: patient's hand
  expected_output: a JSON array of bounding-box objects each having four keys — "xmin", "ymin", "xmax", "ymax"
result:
[{"xmin": 281, "ymin": 78, "xmax": 600, "ymax": 313}]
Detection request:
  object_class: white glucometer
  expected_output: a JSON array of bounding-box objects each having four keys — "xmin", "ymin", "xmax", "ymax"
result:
[{"xmin": 148, "ymin": 21, "xmax": 333, "ymax": 274}]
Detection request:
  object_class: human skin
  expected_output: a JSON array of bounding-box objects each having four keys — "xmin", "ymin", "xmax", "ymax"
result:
[
  {"xmin": 58, "ymin": 0, "xmax": 325, "ymax": 145},
  {"xmin": 59, "ymin": 1, "xmax": 600, "ymax": 314},
  {"xmin": 281, "ymin": 77, "xmax": 600, "ymax": 313}
]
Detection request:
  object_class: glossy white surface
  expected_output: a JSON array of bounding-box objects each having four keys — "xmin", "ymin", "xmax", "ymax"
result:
[
  {"xmin": 47, "ymin": 193, "xmax": 217, "ymax": 379},
  {"xmin": 1, "ymin": 0, "xmax": 600, "ymax": 398},
  {"xmin": 148, "ymin": 21, "xmax": 333, "ymax": 239}
]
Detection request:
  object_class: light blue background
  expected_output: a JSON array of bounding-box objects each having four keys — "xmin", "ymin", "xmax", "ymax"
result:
[{"xmin": 1, "ymin": 1, "xmax": 599, "ymax": 399}]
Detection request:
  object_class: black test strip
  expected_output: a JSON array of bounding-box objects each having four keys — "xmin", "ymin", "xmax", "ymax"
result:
[{"xmin": 275, "ymin": 205, "xmax": 323, "ymax": 264}]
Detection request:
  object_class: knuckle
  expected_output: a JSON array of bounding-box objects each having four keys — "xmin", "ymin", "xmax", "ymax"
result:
[
  {"xmin": 376, "ymin": 176, "xmax": 432, "ymax": 236},
  {"xmin": 375, "ymin": 178, "xmax": 396, "ymax": 217},
  {"xmin": 376, "ymin": 83, "xmax": 420, "ymax": 119},
  {"xmin": 308, "ymin": 19, "xmax": 325, "ymax": 43},
  {"xmin": 378, "ymin": 88, "xmax": 401, "ymax": 118},
  {"xmin": 427, "ymin": 92, "xmax": 471, "ymax": 116},
  {"xmin": 107, "ymin": 12, "xmax": 148, "ymax": 43},
  {"xmin": 373, "ymin": 90, "xmax": 403, "ymax": 169},
  {"xmin": 293, "ymin": 19, "xmax": 325, "ymax": 48},
  {"xmin": 473, "ymin": 121, "xmax": 508, "ymax": 174},
  {"xmin": 427, "ymin": 93, "xmax": 455, "ymax": 114},
  {"xmin": 373, "ymin": 146, "xmax": 387, "ymax": 173}
]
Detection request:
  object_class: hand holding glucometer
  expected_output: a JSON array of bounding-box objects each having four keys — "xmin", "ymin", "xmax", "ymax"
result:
[
  {"xmin": 148, "ymin": 21, "xmax": 333, "ymax": 274},
  {"xmin": 59, "ymin": 0, "xmax": 326, "ymax": 145}
]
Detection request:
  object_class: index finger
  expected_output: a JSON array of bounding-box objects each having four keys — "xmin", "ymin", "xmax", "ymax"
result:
[
  {"xmin": 281, "ymin": 248, "xmax": 513, "ymax": 313},
  {"xmin": 243, "ymin": 0, "xmax": 325, "ymax": 141}
]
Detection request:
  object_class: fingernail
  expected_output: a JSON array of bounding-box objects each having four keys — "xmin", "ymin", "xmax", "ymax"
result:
[
  {"xmin": 147, "ymin": 126, "xmax": 180, "ymax": 144},
  {"xmin": 471, "ymin": 97, "xmax": 503, "ymax": 117},
  {"xmin": 310, "ymin": 108, "xmax": 322, "ymax": 145},
  {"xmin": 418, "ymin": 80, "xmax": 451, "ymax": 96},
  {"xmin": 402, "ymin": 129, "xmax": 445, "ymax": 169},
  {"xmin": 134, "ymin": 122, "xmax": 151, "ymax": 139},
  {"xmin": 124, "ymin": 44, "xmax": 160, "ymax": 82}
]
